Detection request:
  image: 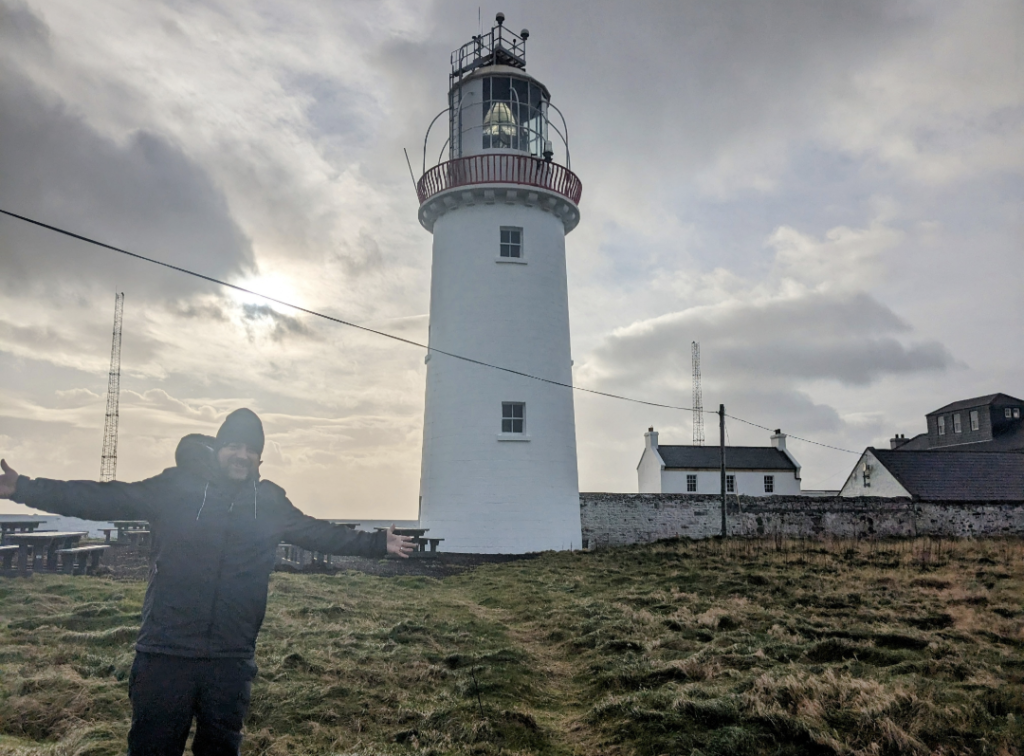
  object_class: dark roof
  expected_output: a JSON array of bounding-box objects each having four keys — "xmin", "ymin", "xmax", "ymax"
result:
[
  {"xmin": 895, "ymin": 425, "xmax": 1024, "ymax": 452},
  {"xmin": 657, "ymin": 445, "xmax": 797, "ymax": 471},
  {"xmin": 893, "ymin": 433, "xmax": 930, "ymax": 450},
  {"xmin": 871, "ymin": 449, "xmax": 1024, "ymax": 501},
  {"xmin": 927, "ymin": 393, "xmax": 1023, "ymax": 415}
]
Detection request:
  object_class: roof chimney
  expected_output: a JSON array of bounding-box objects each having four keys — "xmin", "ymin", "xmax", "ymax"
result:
[
  {"xmin": 770, "ymin": 429, "xmax": 802, "ymax": 482},
  {"xmin": 890, "ymin": 433, "xmax": 910, "ymax": 450},
  {"xmin": 645, "ymin": 427, "xmax": 659, "ymax": 451}
]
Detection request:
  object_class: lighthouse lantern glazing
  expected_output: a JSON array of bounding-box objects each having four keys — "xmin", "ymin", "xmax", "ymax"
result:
[{"xmin": 416, "ymin": 16, "xmax": 582, "ymax": 553}]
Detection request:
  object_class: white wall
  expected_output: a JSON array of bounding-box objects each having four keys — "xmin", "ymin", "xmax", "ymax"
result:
[
  {"xmin": 840, "ymin": 450, "xmax": 910, "ymax": 498},
  {"xmin": 637, "ymin": 431, "xmax": 664, "ymax": 493},
  {"xmin": 660, "ymin": 469, "xmax": 801, "ymax": 496},
  {"xmin": 418, "ymin": 194, "xmax": 581, "ymax": 553}
]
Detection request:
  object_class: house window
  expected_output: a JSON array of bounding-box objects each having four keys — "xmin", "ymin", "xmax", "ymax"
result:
[
  {"xmin": 500, "ymin": 227, "xmax": 522, "ymax": 258},
  {"xmin": 501, "ymin": 402, "xmax": 524, "ymax": 433},
  {"xmin": 764, "ymin": 475, "xmax": 774, "ymax": 493},
  {"xmin": 1016, "ymin": 408, "xmax": 1022, "ymax": 419},
  {"xmin": 953, "ymin": 413, "xmax": 962, "ymax": 434},
  {"xmin": 1006, "ymin": 408, "xmax": 1013, "ymax": 419},
  {"xmin": 726, "ymin": 474, "xmax": 735, "ymax": 493},
  {"xmin": 970, "ymin": 410, "xmax": 979, "ymax": 431},
  {"xmin": 686, "ymin": 474, "xmax": 697, "ymax": 492},
  {"xmin": 938, "ymin": 416, "xmax": 945, "ymax": 436},
  {"xmin": 862, "ymin": 463, "xmax": 871, "ymax": 488}
]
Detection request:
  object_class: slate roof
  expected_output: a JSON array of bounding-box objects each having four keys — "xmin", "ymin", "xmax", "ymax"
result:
[
  {"xmin": 657, "ymin": 446, "xmax": 797, "ymax": 471},
  {"xmin": 927, "ymin": 393, "xmax": 1023, "ymax": 415},
  {"xmin": 871, "ymin": 449, "xmax": 1024, "ymax": 501},
  {"xmin": 895, "ymin": 425, "xmax": 1024, "ymax": 452}
]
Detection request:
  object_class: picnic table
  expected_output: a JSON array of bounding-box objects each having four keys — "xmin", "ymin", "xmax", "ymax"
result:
[
  {"xmin": 0, "ymin": 520, "xmax": 46, "ymax": 545},
  {"xmin": 111, "ymin": 520, "xmax": 150, "ymax": 543},
  {"xmin": 4, "ymin": 531, "xmax": 87, "ymax": 577}
]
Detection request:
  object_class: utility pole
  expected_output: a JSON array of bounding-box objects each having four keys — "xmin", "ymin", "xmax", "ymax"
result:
[
  {"xmin": 100, "ymin": 292, "xmax": 125, "ymax": 482},
  {"xmin": 719, "ymin": 403, "xmax": 727, "ymax": 537}
]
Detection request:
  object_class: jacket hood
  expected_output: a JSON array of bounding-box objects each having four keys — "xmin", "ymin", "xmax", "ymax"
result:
[{"xmin": 174, "ymin": 434, "xmax": 219, "ymax": 480}]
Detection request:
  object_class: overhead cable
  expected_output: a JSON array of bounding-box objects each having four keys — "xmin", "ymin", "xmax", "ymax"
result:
[{"xmin": 0, "ymin": 207, "xmax": 860, "ymax": 455}]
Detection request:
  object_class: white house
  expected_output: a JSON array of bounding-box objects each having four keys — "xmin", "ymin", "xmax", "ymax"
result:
[
  {"xmin": 840, "ymin": 448, "xmax": 1024, "ymax": 500},
  {"xmin": 638, "ymin": 428, "xmax": 802, "ymax": 495}
]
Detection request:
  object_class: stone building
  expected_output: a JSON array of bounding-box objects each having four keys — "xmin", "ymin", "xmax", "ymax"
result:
[
  {"xmin": 638, "ymin": 427, "xmax": 801, "ymax": 496},
  {"xmin": 889, "ymin": 393, "xmax": 1024, "ymax": 452},
  {"xmin": 840, "ymin": 449, "xmax": 1024, "ymax": 500}
]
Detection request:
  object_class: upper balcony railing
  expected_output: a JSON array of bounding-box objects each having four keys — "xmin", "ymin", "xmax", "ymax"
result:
[
  {"xmin": 417, "ymin": 154, "xmax": 582, "ymax": 206},
  {"xmin": 451, "ymin": 18, "xmax": 527, "ymax": 86}
]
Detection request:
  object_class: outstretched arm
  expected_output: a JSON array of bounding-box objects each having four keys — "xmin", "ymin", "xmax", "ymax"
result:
[
  {"xmin": 1, "ymin": 458, "xmax": 158, "ymax": 522},
  {"xmin": 280, "ymin": 502, "xmax": 415, "ymax": 559}
]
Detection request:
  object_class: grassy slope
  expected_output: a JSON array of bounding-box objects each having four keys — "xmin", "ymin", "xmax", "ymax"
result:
[{"xmin": 1, "ymin": 537, "xmax": 1023, "ymax": 756}]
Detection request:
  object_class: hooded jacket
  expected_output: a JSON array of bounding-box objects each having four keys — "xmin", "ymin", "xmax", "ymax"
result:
[{"xmin": 11, "ymin": 434, "xmax": 387, "ymax": 659}]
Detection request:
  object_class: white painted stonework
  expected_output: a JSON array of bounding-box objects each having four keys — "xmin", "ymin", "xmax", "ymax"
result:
[
  {"xmin": 660, "ymin": 469, "xmax": 801, "ymax": 495},
  {"xmin": 416, "ymin": 51, "xmax": 584, "ymax": 551},
  {"xmin": 637, "ymin": 431, "xmax": 665, "ymax": 493},
  {"xmin": 637, "ymin": 429, "xmax": 801, "ymax": 496},
  {"xmin": 418, "ymin": 197, "xmax": 581, "ymax": 552},
  {"xmin": 840, "ymin": 450, "xmax": 911, "ymax": 498}
]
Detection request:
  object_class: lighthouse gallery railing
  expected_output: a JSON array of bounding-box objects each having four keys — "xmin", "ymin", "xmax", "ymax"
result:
[{"xmin": 417, "ymin": 154, "xmax": 582, "ymax": 206}]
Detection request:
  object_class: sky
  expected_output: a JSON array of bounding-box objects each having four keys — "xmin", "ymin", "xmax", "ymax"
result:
[{"xmin": 1, "ymin": 0, "xmax": 1021, "ymax": 520}]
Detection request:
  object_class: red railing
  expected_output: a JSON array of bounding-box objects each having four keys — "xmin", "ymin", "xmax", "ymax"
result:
[{"xmin": 417, "ymin": 154, "xmax": 582, "ymax": 206}]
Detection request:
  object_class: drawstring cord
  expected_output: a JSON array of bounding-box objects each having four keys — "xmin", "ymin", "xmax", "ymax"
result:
[
  {"xmin": 195, "ymin": 480, "xmax": 258, "ymax": 521},
  {"xmin": 196, "ymin": 483, "xmax": 209, "ymax": 521}
]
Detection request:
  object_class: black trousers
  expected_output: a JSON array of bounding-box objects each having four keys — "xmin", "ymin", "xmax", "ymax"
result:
[{"xmin": 127, "ymin": 651, "xmax": 258, "ymax": 756}]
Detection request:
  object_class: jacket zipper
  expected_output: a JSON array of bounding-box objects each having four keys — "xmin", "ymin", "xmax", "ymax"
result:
[{"xmin": 204, "ymin": 491, "xmax": 236, "ymax": 655}]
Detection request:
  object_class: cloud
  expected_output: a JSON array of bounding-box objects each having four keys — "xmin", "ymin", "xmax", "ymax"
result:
[
  {"xmin": 578, "ymin": 218, "xmax": 954, "ymax": 398},
  {"xmin": 241, "ymin": 303, "xmax": 318, "ymax": 341},
  {"xmin": 0, "ymin": 68, "xmax": 255, "ymax": 302}
]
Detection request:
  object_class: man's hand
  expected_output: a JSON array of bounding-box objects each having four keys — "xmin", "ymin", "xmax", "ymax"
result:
[
  {"xmin": 0, "ymin": 459, "xmax": 20, "ymax": 499},
  {"xmin": 386, "ymin": 524, "xmax": 416, "ymax": 559}
]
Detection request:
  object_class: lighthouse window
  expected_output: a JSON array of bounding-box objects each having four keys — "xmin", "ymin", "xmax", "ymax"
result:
[
  {"xmin": 500, "ymin": 227, "xmax": 522, "ymax": 258},
  {"xmin": 482, "ymin": 76, "xmax": 546, "ymax": 154},
  {"xmin": 501, "ymin": 402, "xmax": 525, "ymax": 433}
]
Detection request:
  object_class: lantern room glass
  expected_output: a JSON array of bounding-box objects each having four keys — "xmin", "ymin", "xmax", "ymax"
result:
[{"xmin": 482, "ymin": 76, "xmax": 547, "ymax": 155}]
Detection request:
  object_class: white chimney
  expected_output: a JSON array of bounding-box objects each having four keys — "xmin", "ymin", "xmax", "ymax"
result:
[
  {"xmin": 645, "ymin": 426, "xmax": 659, "ymax": 451},
  {"xmin": 770, "ymin": 429, "xmax": 786, "ymax": 452},
  {"xmin": 770, "ymin": 429, "xmax": 802, "ymax": 482}
]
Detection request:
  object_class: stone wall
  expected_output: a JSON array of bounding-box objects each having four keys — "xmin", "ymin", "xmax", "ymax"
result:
[{"xmin": 579, "ymin": 493, "xmax": 1024, "ymax": 548}]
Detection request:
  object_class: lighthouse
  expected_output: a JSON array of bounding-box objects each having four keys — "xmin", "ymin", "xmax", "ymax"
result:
[{"xmin": 415, "ymin": 15, "xmax": 583, "ymax": 553}]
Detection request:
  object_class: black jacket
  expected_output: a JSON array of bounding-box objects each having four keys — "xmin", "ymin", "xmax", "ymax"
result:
[{"xmin": 12, "ymin": 434, "xmax": 387, "ymax": 659}]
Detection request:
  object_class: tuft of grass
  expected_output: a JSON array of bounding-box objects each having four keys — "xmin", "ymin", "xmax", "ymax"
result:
[{"xmin": 2, "ymin": 537, "xmax": 1024, "ymax": 754}]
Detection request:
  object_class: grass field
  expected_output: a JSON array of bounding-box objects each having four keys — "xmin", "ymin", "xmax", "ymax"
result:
[{"xmin": 1, "ymin": 537, "xmax": 1023, "ymax": 756}]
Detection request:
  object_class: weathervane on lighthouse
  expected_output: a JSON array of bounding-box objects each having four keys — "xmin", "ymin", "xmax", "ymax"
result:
[{"xmin": 415, "ymin": 13, "xmax": 583, "ymax": 553}]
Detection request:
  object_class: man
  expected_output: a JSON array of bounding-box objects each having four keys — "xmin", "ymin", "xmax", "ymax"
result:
[{"xmin": 0, "ymin": 408, "xmax": 415, "ymax": 755}]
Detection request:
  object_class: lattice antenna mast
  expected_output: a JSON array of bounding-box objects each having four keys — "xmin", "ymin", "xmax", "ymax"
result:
[
  {"xmin": 692, "ymin": 340, "xmax": 705, "ymax": 446},
  {"xmin": 100, "ymin": 292, "xmax": 125, "ymax": 482}
]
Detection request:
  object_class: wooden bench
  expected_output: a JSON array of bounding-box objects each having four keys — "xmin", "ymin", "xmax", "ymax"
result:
[
  {"xmin": 57, "ymin": 545, "xmax": 110, "ymax": 575},
  {"xmin": 100, "ymin": 528, "xmax": 114, "ymax": 544},
  {"xmin": 124, "ymin": 530, "xmax": 151, "ymax": 548},
  {"xmin": 0, "ymin": 545, "xmax": 19, "ymax": 574}
]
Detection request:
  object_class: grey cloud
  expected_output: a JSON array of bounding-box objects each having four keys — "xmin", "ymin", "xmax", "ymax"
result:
[
  {"xmin": 171, "ymin": 301, "xmax": 228, "ymax": 321},
  {"xmin": 587, "ymin": 291, "xmax": 953, "ymax": 389},
  {"xmin": 0, "ymin": 11, "xmax": 254, "ymax": 303},
  {"xmin": 241, "ymin": 303, "xmax": 317, "ymax": 342}
]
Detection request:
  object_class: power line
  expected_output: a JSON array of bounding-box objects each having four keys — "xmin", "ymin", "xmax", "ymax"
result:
[
  {"xmin": 0, "ymin": 207, "xmax": 697, "ymax": 413},
  {"xmin": 725, "ymin": 413, "xmax": 858, "ymax": 454},
  {"xmin": 0, "ymin": 206, "xmax": 861, "ymax": 456}
]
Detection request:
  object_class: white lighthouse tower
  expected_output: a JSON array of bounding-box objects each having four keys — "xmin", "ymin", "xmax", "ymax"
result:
[{"xmin": 415, "ymin": 15, "xmax": 582, "ymax": 553}]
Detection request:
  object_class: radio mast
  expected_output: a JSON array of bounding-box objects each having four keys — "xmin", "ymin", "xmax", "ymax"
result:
[
  {"xmin": 692, "ymin": 340, "xmax": 704, "ymax": 446},
  {"xmin": 100, "ymin": 292, "xmax": 125, "ymax": 482}
]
